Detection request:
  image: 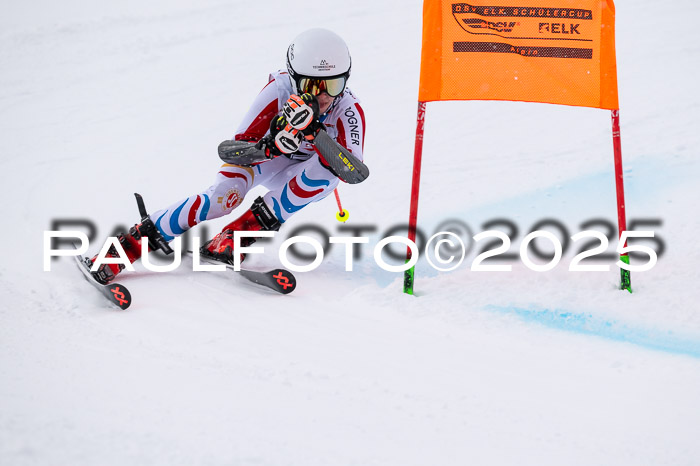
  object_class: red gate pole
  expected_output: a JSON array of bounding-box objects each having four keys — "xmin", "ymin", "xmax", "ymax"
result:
[
  {"xmin": 404, "ymin": 101, "xmax": 427, "ymax": 294},
  {"xmin": 611, "ymin": 109, "xmax": 631, "ymax": 292}
]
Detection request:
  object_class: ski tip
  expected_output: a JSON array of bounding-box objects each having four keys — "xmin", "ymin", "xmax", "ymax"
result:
[
  {"xmin": 269, "ymin": 269, "xmax": 296, "ymax": 295},
  {"xmin": 105, "ymin": 283, "xmax": 132, "ymax": 310}
]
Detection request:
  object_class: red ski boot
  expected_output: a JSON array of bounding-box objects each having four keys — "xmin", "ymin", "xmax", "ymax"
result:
[
  {"xmin": 200, "ymin": 196, "xmax": 281, "ymax": 265},
  {"xmin": 91, "ymin": 194, "xmax": 172, "ymax": 285}
]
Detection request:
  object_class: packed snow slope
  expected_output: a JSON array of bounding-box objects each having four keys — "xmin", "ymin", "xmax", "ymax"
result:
[{"xmin": 2, "ymin": 1, "xmax": 700, "ymax": 465}]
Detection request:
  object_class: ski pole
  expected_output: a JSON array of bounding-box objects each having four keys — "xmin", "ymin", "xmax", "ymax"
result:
[{"xmin": 334, "ymin": 188, "xmax": 349, "ymax": 222}]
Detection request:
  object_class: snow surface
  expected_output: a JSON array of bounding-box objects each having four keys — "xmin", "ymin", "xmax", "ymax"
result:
[{"xmin": 2, "ymin": 0, "xmax": 700, "ymax": 465}]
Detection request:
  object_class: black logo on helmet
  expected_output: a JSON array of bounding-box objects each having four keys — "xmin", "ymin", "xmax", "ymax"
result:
[{"xmin": 313, "ymin": 59, "xmax": 336, "ymax": 72}]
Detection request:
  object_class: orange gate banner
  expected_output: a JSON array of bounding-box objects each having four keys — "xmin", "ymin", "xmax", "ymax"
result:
[{"xmin": 419, "ymin": 0, "xmax": 619, "ymax": 109}]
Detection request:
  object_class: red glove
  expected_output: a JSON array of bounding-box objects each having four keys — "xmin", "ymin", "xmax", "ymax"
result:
[
  {"xmin": 282, "ymin": 93, "xmax": 322, "ymax": 140},
  {"xmin": 269, "ymin": 115, "xmax": 303, "ymax": 155}
]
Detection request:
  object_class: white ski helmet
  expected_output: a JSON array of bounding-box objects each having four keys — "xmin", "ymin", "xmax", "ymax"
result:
[{"xmin": 286, "ymin": 28, "xmax": 351, "ymax": 97}]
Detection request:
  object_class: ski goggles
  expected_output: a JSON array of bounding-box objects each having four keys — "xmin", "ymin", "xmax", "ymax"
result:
[{"xmin": 295, "ymin": 75, "xmax": 348, "ymax": 97}]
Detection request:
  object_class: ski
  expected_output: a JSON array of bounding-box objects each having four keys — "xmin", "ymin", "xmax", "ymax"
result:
[
  {"xmin": 73, "ymin": 250, "xmax": 132, "ymax": 310},
  {"xmin": 188, "ymin": 251, "xmax": 297, "ymax": 295}
]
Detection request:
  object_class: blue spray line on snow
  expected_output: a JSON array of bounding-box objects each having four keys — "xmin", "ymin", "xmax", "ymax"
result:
[{"xmin": 485, "ymin": 305, "xmax": 700, "ymax": 359}]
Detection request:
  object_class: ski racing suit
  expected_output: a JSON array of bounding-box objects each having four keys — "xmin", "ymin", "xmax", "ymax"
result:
[{"xmin": 150, "ymin": 70, "xmax": 365, "ymax": 242}]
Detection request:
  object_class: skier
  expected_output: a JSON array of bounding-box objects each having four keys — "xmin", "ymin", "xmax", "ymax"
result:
[{"xmin": 91, "ymin": 28, "xmax": 366, "ymax": 284}]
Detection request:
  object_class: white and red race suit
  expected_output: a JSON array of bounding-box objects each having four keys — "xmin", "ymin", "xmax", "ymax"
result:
[{"xmin": 150, "ymin": 70, "xmax": 365, "ymax": 241}]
